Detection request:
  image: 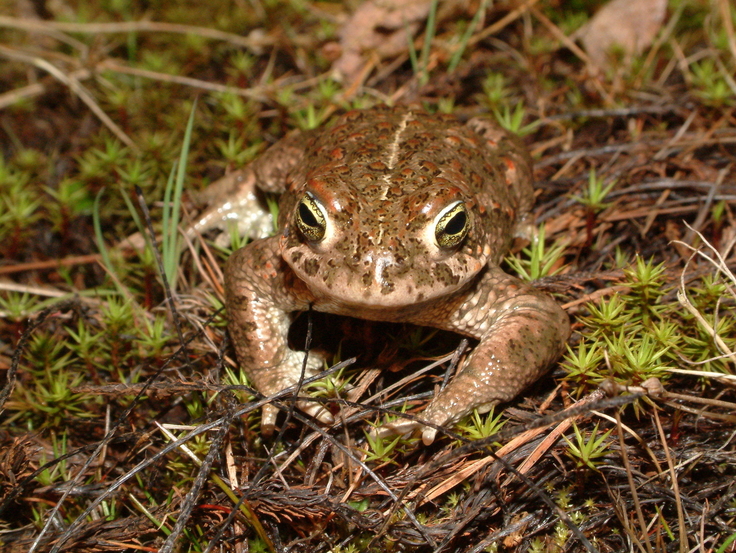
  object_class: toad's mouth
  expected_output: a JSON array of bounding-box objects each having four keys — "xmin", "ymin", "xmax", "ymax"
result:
[{"xmin": 282, "ymin": 247, "xmax": 484, "ymax": 309}]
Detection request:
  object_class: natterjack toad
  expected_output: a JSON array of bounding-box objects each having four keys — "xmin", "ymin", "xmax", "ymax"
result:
[{"xmin": 216, "ymin": 107, "xmax": 570, "ymax": 444}]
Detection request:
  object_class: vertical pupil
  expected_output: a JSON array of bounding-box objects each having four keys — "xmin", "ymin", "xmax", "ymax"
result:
[
  {"xmin": 299, "ymin": 202, "xmax": 318, "ymax": 227},
  {"xmin": 444, "ymin": 210, "xmax": 466, "ymax": 235}
]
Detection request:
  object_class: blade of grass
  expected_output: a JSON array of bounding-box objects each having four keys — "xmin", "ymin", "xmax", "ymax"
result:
[
  {"xmin": 407, "ymin": 0, "xmax": 439, "ymax": 85},
  {"xmin": 161, "ymin": 97, "xmax": 197, "ymax": 292},
  {"xmin": 119, "ymin": 183, "xmax": 148, "ymax": 249},
  {"xmin": 448, "ymin": 0, "xmax": 490, "ymax": 72},
  {"xmin": 407, "ymin": 19, "xmax": 420, "ymax": 76},
  {"xmin": 419, "ymin": 0, "xmax": 439, "ymax": 85},
  {"xmin": 93, "ymin": 187, "xmax": 114, "ymax": 277},
  {"xmin": 93, "ymin": 188, "xmax": 141, "ymax": 304},
  {"xmin": 160, "ymin": 161, "xmax": 178, "ymax": 288},
  {"xmin": 128, "ymin": 494, "xmax": 172, "ymax": 535}
]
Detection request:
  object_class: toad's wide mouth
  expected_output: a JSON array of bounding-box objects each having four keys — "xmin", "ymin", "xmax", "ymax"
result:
[{"xmin": 282, "ymin": 245, "xmax": 485, "ymax": 310}]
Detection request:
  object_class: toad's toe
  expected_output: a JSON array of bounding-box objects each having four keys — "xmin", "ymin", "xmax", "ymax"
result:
[{"xmin": 300, "ymin": 401, "xmax": 335, "ymax": 424}]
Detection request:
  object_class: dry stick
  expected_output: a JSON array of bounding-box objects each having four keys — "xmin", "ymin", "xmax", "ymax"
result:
[
  {"xmin": 159, "ymin": 410, "xmax": 238, "ymax": 553},
  {"xmin": 464, "ymin": 512, "xmax": 538, "ymax": 553},
  {"xmin": 468, "ymin": 0, "xmax": 542, "ymax": 47},
  {"xmin": 291, "ymin": 408, "xmax": 438, "ymax": 548},
  {"xmin": 661, "ymin": 402, "xmax": 736, "ymax": 423},
  {"xmin": 611, "ymin": 178, "xmax": 736, "ymax": 196},
  {"xmin": 615, "ymin": 409, "xmax": 655, "ymax": 553},
  {"xmin": 653, "ymin": 109, "xmax": 697, "ymax": 160},
  {"xmin": 441, "ymin": 339, "xmax": 468, "ymax": 389},
  {"xmin": 546, "ymin": 105, "xmax": 678, "ymax": 122},
  {"xmin": 609, "ymin": 483, "xmax": 649, "ymax": 553},
  {"xmin": 656, "ymin": 44, "xmax": 682, "ymax": 89},
  {"xmin": 529, "ymin": 5, "xmax": 593, "ymax": 66},
  {"xmin": 0, "ymin": 16, "xmax": 88, "ymax": 52},
  {"xmin": 98, "ymin": 59, "xmax": 269, "ymax": 101},
  {"xmin": 99, "ymin": 58, "xmax": 326, "ymax": 106},
  {"xmin": 664, "ymin": 390, "xmax": 736, "ymax": 411},
  {"xmin": 640, "ymin": 188, "xmax": 671, "ymax": 238},
  {"xmin": 684, "ymin": 165, "xmax": 730, "ymax": 244},
  {"xmin": 651, "ymin": 408, "xmax": 688, "ymax": 553},
  {"xmin": 0, "ymin": 44, "xmax": 136, "ymax": 149},
  {"xmin": 0, "ymin": 281, "xmax": 68, "ymax": 298},
  {"xmin": 0, "ymin": 253, "xmax": 101, "ymax": 275},
  {"xmin": 0, "ymin": 15, "xmax": 267, "ymax": 50},
  {"xmin": 0, "ymin": 68, "xmax": 91, "ymax": 109},
  {"xmin": 537, "ymin": 135, "xmax": 736, "ymax": 167}
]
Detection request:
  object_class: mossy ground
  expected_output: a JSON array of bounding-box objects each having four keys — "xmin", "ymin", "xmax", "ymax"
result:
[{"xmin": 0, "ymin": 1, "xmax": 735, "ymax": 552}]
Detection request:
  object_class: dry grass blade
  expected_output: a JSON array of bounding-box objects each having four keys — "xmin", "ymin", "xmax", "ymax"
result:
[
  {"xmin": 0, "ymin": 45, "xmax": 136, "ymax": 148},
  {"xmin": 530, "ymin": 6, "xmax": 593, "ymax": 67},
  {"xmin": 97, "ymin": 59, "xmax": 269, "ymax": 101},
  {"xmin": 0, "ymin": 15, "xmax": 268, "ymax": 50},
  {"xmin": 614, "ymin": 409, "xmax": 655, "ymax": 553},
  {"xmin": 675, "ymin": 226, "xmax": 736, "ymax": 368},
  {"xmin": 417, "ymin": 389, "xmax": 608, "ymax": 505},
  {"xmin": 468, "ymin": 0, "xmax": 542, "ymax": 47},
  {"xmin": 652, "ymin": 408, "xmax": 687, "ymax": 552},
  {"xmin": 0, "ymin": 68, "xmax": 92, "ymax": 109},
  {"xmin": 0, "ymin": 254, "xmax": 101, "ymax": 275}
]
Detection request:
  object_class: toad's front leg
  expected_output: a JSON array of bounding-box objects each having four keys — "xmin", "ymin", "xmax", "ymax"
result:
[
  {"xmin": 401, "ymin": 267, "xmax": 570, "ymax": 445},
  {"xmin": 187, "ymin": 129, "xmax": 308, "ymax": 245},
  {"xmin": 224, "ymin": 237, "xmax": 328, "ymax": 433}
]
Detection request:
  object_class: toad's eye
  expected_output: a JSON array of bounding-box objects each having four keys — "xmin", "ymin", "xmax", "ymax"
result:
[
  {"xmin": 296, "ymin": 193, "xmax": 327, "ymax": 241},
  {"xmin": 435, "ymin": 201, "xmax": 469, "ymax": 248}
]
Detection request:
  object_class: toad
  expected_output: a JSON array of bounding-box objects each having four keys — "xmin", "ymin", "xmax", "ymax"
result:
[{"xmin": 206, "ymin": 106, "xmax": 569, "ymax": 444}]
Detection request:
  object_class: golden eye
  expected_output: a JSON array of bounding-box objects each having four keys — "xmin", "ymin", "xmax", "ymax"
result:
[
  {"xmin": 435, "ymin": 201, "xmax": 469, "ymax": 248},
  {"xmin": 295, "ymin": 193, "xmax": 327, "ymax": 241}
]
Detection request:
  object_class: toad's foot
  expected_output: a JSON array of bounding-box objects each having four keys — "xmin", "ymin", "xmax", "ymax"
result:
[
  {"xmin": 373, "ymin": 272, "xmax": 570, "ymax": 445},
  {"xmin": 252, "ymin": 349, "xmax": 333, "ymax": 436},
  {"xmin": 187, "ymin": 168, "xmax": 273, "ymax": 248}
]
